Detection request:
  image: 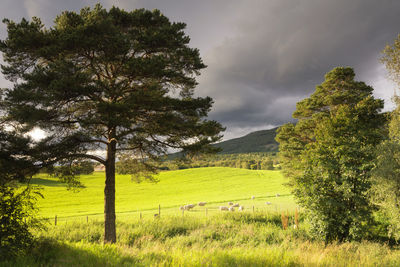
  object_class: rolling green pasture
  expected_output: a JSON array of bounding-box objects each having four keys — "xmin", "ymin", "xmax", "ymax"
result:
[
  {"xmin": 7, "ymin": 167, "xmax": 400, "ymax": 266},
  {"xmin": 32, "ymin": 167, "xmax": 296, "ymax": 221}
]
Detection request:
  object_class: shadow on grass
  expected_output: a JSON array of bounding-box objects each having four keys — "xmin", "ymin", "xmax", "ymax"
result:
[
  {"xmin": 3, "ymin": 238, "xmax": 143, "ymax": 267},
  {"xmin": 30, "ymin": 178, "xmax": 65, "ymax": 187},
  {"xmin": 2, "ymin": 238, "xmax": 299, "ymax": 267}
]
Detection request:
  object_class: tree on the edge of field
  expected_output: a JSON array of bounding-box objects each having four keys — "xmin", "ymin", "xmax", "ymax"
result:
[
  {"xmin": 369, "ymin": 35, "xmax": 400, "ymax": 240},
  {"xmin": 276, "ymin": 67, "xmax": 385, "ymax": 242},
  {"xmin": 0, "ymin": 124, "xmax": 43, "ymax": 259},
  {"xmin": 381, "ymin": 34, "xmax": 400, "ymax": 87},
  {"xmin": 371, "ymin": 96, "xmax": 400, "ymax": 240},
  {"xmin": 0, "ymin": 5, "xmax": 224, "ymax": 243}
]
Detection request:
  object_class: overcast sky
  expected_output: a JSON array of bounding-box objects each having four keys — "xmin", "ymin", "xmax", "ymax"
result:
[{"xmin": 1, "ymin": 0, "xmax": 399, "ymax": 140}]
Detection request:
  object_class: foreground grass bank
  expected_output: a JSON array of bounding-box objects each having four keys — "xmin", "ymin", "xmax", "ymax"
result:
[
  {"xmin": 33, "ymin": 168, "xmax": 295, "ymax": 221},
  {"xmin": 3, "ymin": 212, "xmax": 400, "ymax": 267}
]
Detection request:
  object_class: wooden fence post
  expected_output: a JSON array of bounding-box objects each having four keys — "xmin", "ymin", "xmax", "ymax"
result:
[{"xmin": 55, "ymin": 215, "xmax": 57, "ymax": 226}]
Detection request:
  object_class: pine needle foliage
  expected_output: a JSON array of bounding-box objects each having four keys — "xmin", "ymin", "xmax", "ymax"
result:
[{"xmin": 0, "ymin": 4, "xmax": 223, "ymax": 243}]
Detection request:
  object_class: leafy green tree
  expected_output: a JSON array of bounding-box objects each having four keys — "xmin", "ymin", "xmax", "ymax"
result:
[
  {"xmin": 381, "ymin": 35, "xmax": 400, "ymax": 86},
  {"xmin": 0, "ymin": 186, "xmax": 41, "ymax": 260},
  {"xmin": 276, "ymin": 67, "xmax": 385, "ymax": 242},
  {"xmin": 370, "ymin": 36, "xmax": 400, "ymax": 240},
  {"xmin": 261, "ymin": 159, "xmax": 274, "ymax": 170},
  {"xmin": 371, "ymin": 97, "xmax": 400, "ymax": 240},
  {"xmin": 0, "ymin": 5, "xmax": 223, "ymax": 243},
  {"xmin": 0, "ymin": 125, "xmax": 43, "ymax": 259}
]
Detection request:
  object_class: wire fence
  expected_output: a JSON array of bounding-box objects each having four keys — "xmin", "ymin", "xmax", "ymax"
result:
[{"xmin": 40, "ymin": 200, "xmax": 299, "ymax": 226}]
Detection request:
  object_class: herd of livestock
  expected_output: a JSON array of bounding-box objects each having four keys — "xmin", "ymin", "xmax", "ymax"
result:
[{"xmin": 179, "ymin": 194, "xmax": 280, "ymax": 212}]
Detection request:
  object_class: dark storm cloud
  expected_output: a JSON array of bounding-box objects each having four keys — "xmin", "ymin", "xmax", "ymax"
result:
[
  {"xmin": 0, "ymin": 0, "xmax": 399, "ymax": 140},
  {"xmin": 194, "ymin": 0, "xmax": 400, "ymax": 139}
]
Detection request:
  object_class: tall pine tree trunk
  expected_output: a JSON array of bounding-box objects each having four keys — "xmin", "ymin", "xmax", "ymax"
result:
[{"xmin": 104, "ymin": 138, "xmax": 116, "ymax": 243}]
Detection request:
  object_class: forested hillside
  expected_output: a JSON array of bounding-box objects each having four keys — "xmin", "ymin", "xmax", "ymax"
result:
[
  {"xmin": 155, "ymin": 152, "xmax": 278, "ymax": 171},
  {"xmin": 214, "ymin": 127, "xmax": 279, "ymax": 154}
]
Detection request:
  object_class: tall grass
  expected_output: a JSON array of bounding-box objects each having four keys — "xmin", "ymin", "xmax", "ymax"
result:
[{"xmin": 3, "ymin": 211, "xmax": 400, "ymax": 266}]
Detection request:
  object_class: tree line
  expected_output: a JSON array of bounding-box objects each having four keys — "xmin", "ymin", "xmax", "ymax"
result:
[{"xmin": 146, "ymin": 152, "xmax": 279, "ymax": 171}]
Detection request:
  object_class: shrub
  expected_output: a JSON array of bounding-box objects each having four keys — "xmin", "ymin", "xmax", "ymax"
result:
[{"xmin": 0, "ymin": 185, "xmax": 42, "ymax": 259}]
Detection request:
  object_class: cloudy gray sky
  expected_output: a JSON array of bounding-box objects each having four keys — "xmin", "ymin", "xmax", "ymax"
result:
[{"xmin": 1, "ymin": 0, "xmax": 399, "ymax": 140}]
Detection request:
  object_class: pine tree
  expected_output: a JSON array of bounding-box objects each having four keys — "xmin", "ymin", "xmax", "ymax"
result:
[{"xmin": 0, "ymin": 5, "xmax": 223, "ymax": 243}]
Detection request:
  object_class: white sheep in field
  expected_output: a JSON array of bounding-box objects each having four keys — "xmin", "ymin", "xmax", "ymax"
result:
[
  {"xmin": 228, "ymin": 202, "xmax": 233, "ymax": 205},
  {"xmin": 229, "ymin": 207, "xmax": 235, "ymax": 212},
  {"xmin": 184, "ymin": 204, "xmax": 196, "ymax": 210},
  {"xmin": 232, "ymin": 203, "xmax": 240, "ymax": 207},
  {"xmin": 276, "ymin": 194, "xmax": 280, "ymax": 197},
  {"xmin": 238, "ymin": 206, "xmax": 244, "ymax": 211},
  {"xmin": 265, "ymin": 202, "xmax": 272, "ymax": 205},
  {"xmin": 251, "ymin": 196, "xmax": 255, "ymax": 200},
  {"xmin": 219, "ymin": 206, "xmax": 229, "ymax": 211},
  {"xmin": 198, "ymin": 202, "xmax": 207, "ymax": 206},
  {"xmin": 179, "ymin": 206, "xmax": 184, "ymax": 210}
]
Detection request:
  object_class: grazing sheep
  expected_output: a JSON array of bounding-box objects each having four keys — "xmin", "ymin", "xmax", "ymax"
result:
[
  {"xmin": 276, "ymin": 194, "xmax": 280, "ymax": 197},
  {"xmin": 219, "ymin": 206, "xmax": 229, "ymax": 211},
  {"xmin": 184, "ymin": 204, "xmax": 196, "ymax": 210},
  {"xmin": 232, "ymin": 203, "xmax": 240, "ymax": 207},
  {"xmin": 228, "ymin": 202, "xmax": 233, "ymax": 205},
  {"xmin": 179, "ymin": 206, "xmax": 184, "ymax": 210},
  {"xmin": 265, "ymin": 202, "xmax": 272, "ymax": 205},
  {"xmin": 229, "ymin": 207, "xmax": 235, "ymax": 212},
  {"xmin": 198, "ymin": 202, "xmax": 207, "ymax": 206},
  {"xmin": 238, "ymin": 206, "xmax": 244, "ymax": 211},
  {"xmin": 251, "ymin": 196, "xmax": 255, "ymax": 200}
]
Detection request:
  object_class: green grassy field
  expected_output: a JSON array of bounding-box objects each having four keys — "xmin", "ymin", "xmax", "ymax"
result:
[
  {"xmin": 5, "ymin": 167, "xmax": 400, "ymax": 266},
  {"xmin": 33, "ymin": 167, "xmax": 296, "ymax": 222},
  {"xmin": 6, "ymin": 213, "xmax": 400, "ymax": 266}
]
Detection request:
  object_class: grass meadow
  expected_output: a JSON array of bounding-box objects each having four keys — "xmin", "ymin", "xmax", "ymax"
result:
[
  {"xmin": 5, "ymin": 213, "xmax": 400, "ymax": 266},
  {"xmin": 4, "ymin": 167, "xmax": 400, "ymax": 266},
  {"xmin": 33, "ymin": 167, "xmax": 295, "ymax": 222}
]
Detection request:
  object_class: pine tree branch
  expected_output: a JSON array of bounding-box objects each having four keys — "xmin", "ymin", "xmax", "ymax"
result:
[{"xmin": 66, "ymin": 153, "xmax": 106, "ymax": 165}]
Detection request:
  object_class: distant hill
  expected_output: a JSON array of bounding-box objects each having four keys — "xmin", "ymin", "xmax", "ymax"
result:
[
  {"xmin": 214, "ymin": 127, "xmax": 279, "ymax": 154},
  {"xmin": 167, "ymin": 127, "xmax": 279, "ymax": 158}
]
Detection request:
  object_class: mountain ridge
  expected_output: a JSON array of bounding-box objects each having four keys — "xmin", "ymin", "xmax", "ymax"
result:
[{"xmin": 213, "ymin": 127, "xmax": 279, "ymax": 154}]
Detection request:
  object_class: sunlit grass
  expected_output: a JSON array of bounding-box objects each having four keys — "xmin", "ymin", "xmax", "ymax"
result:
[
  {"xmin": 4, "ymin": 168, "xmax": 400, "ymax": 266},
  {"xmin": 5, "ymin": 213, "xmax": 400, "ymax": 267},
  {"xmin": 33, "ymin": 167, "xmax": 296, "ymax": 221}
]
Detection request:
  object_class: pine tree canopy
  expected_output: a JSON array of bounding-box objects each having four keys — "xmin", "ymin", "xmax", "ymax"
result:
[{"xmin": 0, "ymin": 4, "xmax": 224, "ymax": 243}]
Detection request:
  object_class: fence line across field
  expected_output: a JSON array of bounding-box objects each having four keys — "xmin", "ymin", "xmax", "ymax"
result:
[{"xmin": 44, "ymin": 203, "xmax": 298, "ymax": 226}]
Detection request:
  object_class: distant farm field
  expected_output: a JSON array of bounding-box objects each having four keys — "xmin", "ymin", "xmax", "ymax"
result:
[{"xmin": 32, "ymin": 167, "xmax": 296, "ymax": 221}]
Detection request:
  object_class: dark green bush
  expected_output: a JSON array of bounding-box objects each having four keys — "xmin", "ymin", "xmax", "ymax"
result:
[{"xmin": 0, "ymin": 186, "xmax": 41, "ymax": 260}]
